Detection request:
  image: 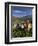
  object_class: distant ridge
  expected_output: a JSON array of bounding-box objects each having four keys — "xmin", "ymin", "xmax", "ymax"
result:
[{"xmin": 11, "ymin": 15, "xmax": 32, "ymax": 24}]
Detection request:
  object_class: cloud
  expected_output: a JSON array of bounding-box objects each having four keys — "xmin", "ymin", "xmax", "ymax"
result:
[{"xmin": 13, "ymin": 10, "xmax": 22, "ymax": 13}]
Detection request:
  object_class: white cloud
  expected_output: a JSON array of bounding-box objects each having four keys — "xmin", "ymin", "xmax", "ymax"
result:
[{"xmin": 13, "ymin": 10, "xmax": 22, "ymax": 13}]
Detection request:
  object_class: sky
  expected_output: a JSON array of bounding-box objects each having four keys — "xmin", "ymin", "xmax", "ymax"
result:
[{"xmin": 11, "ymin": 6, "xmax": 33, "ymax": 17}]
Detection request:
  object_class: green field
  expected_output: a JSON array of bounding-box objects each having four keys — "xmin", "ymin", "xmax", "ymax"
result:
[{"xmin": 11, "ymin": 28, "xmax": 32, "ymax": 38}]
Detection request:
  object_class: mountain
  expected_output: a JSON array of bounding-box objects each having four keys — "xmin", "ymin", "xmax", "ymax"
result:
[
  {"xmin": 11, "ymin": 15, "xmax": 32, "ymax": 24},
  {"xmin": 11, "ymin": 16, "xmax": 21, "ymax": 24},
  {"xmin": 19, "ymin": 15, "xmax": 32, "ymax": 21}
]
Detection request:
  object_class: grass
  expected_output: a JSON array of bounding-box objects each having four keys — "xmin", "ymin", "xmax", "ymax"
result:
[{"xmin": 11, "ymin": 28, "xmax": 32, "ymax": 38}]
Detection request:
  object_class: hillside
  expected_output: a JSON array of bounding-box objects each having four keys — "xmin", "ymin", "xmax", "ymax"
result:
[{"xmin": 11, "ymin": 15, "xmax": 32, "ymax": 23}]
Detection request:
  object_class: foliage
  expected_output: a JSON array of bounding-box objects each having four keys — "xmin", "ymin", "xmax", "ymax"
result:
[{"xmin": 11, "ymin": 28, "xmax": 32, "ymax": 38}]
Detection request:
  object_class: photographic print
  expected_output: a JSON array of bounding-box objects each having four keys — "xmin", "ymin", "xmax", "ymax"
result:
[
  {"xmin": 5, "ymin": 2, "xmax": 37, "ymax": 44},
  {"xmin": 11, "ymin": 6, "xmax": 32, "ymax": 38}
]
